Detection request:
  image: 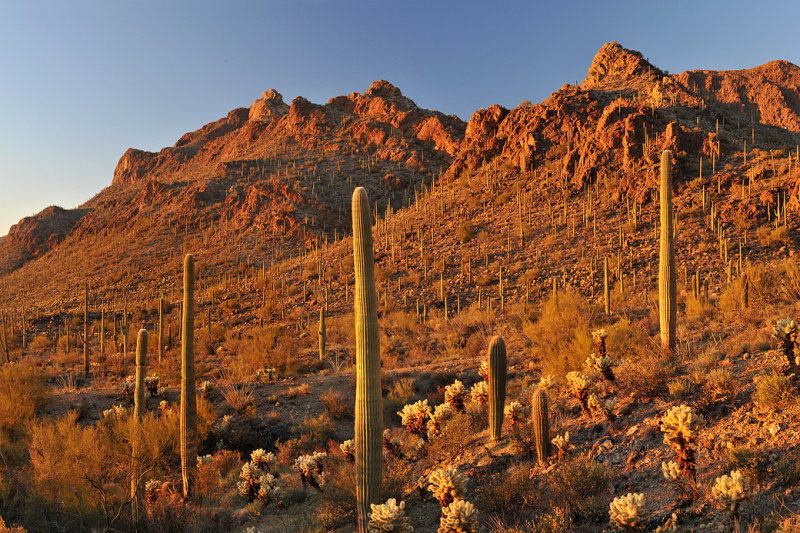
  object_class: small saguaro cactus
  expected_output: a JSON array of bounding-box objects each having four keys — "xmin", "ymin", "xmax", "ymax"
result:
[
  {"xmin": 659, "ymin": 150, "xmax": 677, "ymax": 354},
  {"xmin": 487, "ymin": 335, "xmax": 507, "ymax": 441},
  {"xmin": 772, "ymin": 318, "xmax": 798, "ymax": 369},
  {"xmin": 531, "ymin": 388, "xmax": 550, "ymax": 465},
  {"xmin": 319, "ymin": 307, "xmax": 326, "ymax": 362},
  {"xmin": 180, "ymin": 254, "xmax": 197, "ymax": 500},
  {"xmin": 352, "ymin": 187, "xmax": 383, "ymax": 533}
]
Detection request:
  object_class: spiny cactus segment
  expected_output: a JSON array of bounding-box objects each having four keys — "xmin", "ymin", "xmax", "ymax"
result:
[
  {"xmin": 368, "ymin": 498, "xmax": 413, "ymax": 533},
  {"xmin": 609, "ymin": 492, "xmax": 645, "ymax": 529},
  {"xmin": 444, "ymin": 380, "xmax": 468, "ymax": 412},
  {"xmin": 427, "ymin": 467, "xmax": 467, "ymax": 507},
  {"xmin": 438, "ymin": 499, "xmax": 479, "ymax": 533}
]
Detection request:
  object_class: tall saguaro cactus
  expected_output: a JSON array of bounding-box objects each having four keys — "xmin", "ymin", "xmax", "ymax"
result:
[
  {"xmin": 158, "ymin": 297, "xmax": 164, "ymax": 364},
  {"xmin": 659, "ymin": 150, "xmax": 676, "ymax": 353},
  {"xmin": 131, "ymin": 329, "xmax": 148, "ymax": 509},
  {"xmin": 603, "ymin": 257, "xmax": 610, "ymax": 315},
  {"xmin": 319, "ymin": 307, "xmax": 326, "ymax": 362},
  {"xmin": 487, "ymin": 335, "xmax": 507, "ymax": 442},
  {"xmin": 352, "ymin": 187, "xmax": 383, "ymax": 533},
  {"xmin": 83, "ymin": 281, "xmax": 89, "ymax": 376},
  {"xmin": 180, "ymin": 254, "xmax": 197, "ymax": 500}
]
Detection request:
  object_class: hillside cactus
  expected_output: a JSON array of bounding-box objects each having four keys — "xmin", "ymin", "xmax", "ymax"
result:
[
  {"xmin": 294, "ymin": 451, "xmax": 327, "ymax": 491},
  {"xmin": 427, "ymin": 403, "xmax": 455, "ymax": 438},
  {"xmin": 586, "ymin": 353, "xmax": 619, "ymax": 382},
  {"xmin": 503, "ymin": 400, "xmax": 529, "ymax": 426},
  {"xmin": 487, "ymin": 336, "xmax": 507, "ymax": 441},
  {"xmin": 588, "ymin": 394, "xmax": 617, "ymax": 422},
  {"xmin": 250, "ymin": 449, "xmax": 276, "ymax": 473},
  {"xmin": 551, "ymin": 431, "xmax": 570, "ymax": 461},
  {"xmin": 538, "ymin": 375, "xmax": 554, "ymax": 390},
  {"xmin": 712, "ymin": 470, "xmax": 750, "ymax": 513},
  {"xmin": 180, "ymin": 253, "xmax": 197, "ymax": 500},
  {"xmin": 352, "ymin": 187, "xmax": 383, "ymax": 532},
  {"xmin": 444, "ymin": 380, "xmax": 468, "ymax": 412},
  {"xmin": 609, "ymin": 492, "xmax": 645, "ymax": 530},
  {"xmin": 428, "ymin": 467, "xmax": 467, "ymax": 507},
  {"xmin": 145, "ymin": 479, "xmax": 161, "ymax": 507},
  {"xmin": 531, "ymin": 388, "xmax": 550, "ymax": 465},
  {"xmin": 566, "ymin": 371, "xmax": 591, "ymax": 416},
  {"xmin": 438, "ymin": 500, "xmax": 480, "ymax": 533},
  {"xmin": 772, "ymin": 318, "xmax": 798, "ymax": 369},
  {"xmin": 319, "ymin": 307, "xmax": 326, "ymax": 362},
  {"xmin": 659, "ymin": 150, "xmax": 677, "ymax": 354},
  {"xmin": 592, "ymin": 328, "xmax": 608, "ymax": 357},
  {"xmin": 368, "ymin": 499, "xmax": 413, "ymax": 533},
  {"xmin": 398, "ymin": 400, "xmax": 432, "ymax": 439},
  {"xmin": 660, "ymin": 405, "xmax": 704, "ymax": 488}
]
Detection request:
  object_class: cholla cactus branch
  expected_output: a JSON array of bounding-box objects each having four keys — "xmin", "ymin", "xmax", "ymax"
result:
[
  {"xmin": 438, "ymin": 499, "xmax": 480, "ymax": 533},
  {"xmin": 398, "ymin": 400, "xmax": 432, "ymax": 439},
  {"xmin": 427, "ymin": 467, "xmax": 467, "ymax": 507},
  {"xmin": 660, "ymin": 405, "xmax": 704, "ymax": 489},
  {"xmin": 566, "ymin": 371, "xmax": 591, "ymax": 416},
  {"xmin": 444, "ymin": 380, "xmax": 468, "ymax": 412},
  {"xmin": 773, "ymin": 318, "xmax": 799, "ymax": 369},
  {"xmin": 609, "ymin": 492, "xmax": 644, "ymax": 530},
  {"xmin": 368, "ymin": 498, "xmax": 413, "ymax": 533},
  {"xmin": 712, "ymin": 470, "xmax": 750, "ymax": 514}
]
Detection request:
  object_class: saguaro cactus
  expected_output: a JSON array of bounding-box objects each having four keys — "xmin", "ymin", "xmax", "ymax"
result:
[
  {"xmin": 487, "ymin": 335, "xmax": 507, "ymax": 442},
  {"xmin": 158, "ymin": 296, "xmax": 164, "ymax": 364},
  {"xmin": 352, "ymin": 187, "xmax": 383, "ymax": 533},
  {"xmin": 131, "ymin": 329, "xmax": 148, "ymax": 509},
  {"xmin": 180, "ymin": 254, "xmax": 197, "ymax": 500},
  {"xmin": 532, "ymin": 388, "xmax": 550, "ymax": 466},
  {"xmin": 319, "ymin": 307, "xmax": 326, "ymax": 362},
  {"xmin": 603, "ymin": 257, "xmax": 610, "ymax": 314},
  {"xmin": 83, "ymin": 281, "xmax": 89, "ymax": 376},
  {"xmin": 659, "ymin": 150, "xmax": 676, "ymax": 353}
]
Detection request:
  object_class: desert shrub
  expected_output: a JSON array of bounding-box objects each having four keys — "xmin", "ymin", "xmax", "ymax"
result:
[
  {"xmin": 429, "ymin": 412, "xmax": 480, "ymax": 463},
  {"xmin": 727, "ymin": 447, "xmax": 768, "ymax": 482},
  {"xmin": 754, "ymin": 372, "xmax": 793, "ymax": 407},
  {"xmin": 757, "ymin": 225, "xmax": 791, "ymax": 248},
  {"xmin": 0, "ymin": 363, "xmax": 48, "ymax": 462},
  {"xmin": 320, "ymin": 388, "xmax": 352, "ymax": 419},
  {"xmin": 456, "ymin": 223, "xmax": 475, "ymax": 243},
  {"xmin": 291, "ymin": 413, "xmax": 334, "ymax": 448},
  {"xmin": 718, "ymin": 275, "xmax": 749, "ymax": 314},
  {"xmin": 384, "ymin": 377, "xmax": 416, "ymax": 423},
  {"xmin": 775, "ymin": 454, "xmax": 800, "ymax": 487},
  {"xmin": 524, "ymin": 290, "xmax": 596, "ymax": 376},
  {"xmin": 476, "ymin": 462, "xmax": 542, "ymax": 512},
  {"xmin": 604, "ymin": 319, "xmax": 650, "ymax": 359},
  {"xmin": 285, "ymin": 383, "xmax": 311, "ymax": 399},
  {"xmin": 486, "ymin": 508, "xmax": 571, "ymax": 533},
  {"xmin": 223, "ymin": 325, "xmax": 300, "ymax": 376},
  {"xmin": 700, "ymin": 368, "xmax": 737, "ymax": 403},
  {"xmin": 276, "ymin": 434, "xmax": 318, "ymax": 466},
  {"xmin": 548, "ymin": 455, "xmax": 615, "ymax": 523},
  {"xmin": 684, "ymin": 295, "xmax": 713, "ymax": 319}
]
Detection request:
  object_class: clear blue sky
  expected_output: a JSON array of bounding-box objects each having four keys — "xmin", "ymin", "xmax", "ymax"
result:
[{"xmin": 1, "ymin": 0, "xmax": 799, "ymax": 236}]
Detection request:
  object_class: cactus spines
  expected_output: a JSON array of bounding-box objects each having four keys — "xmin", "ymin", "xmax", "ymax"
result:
[
  {"xmin": 319, "ymin": 307, "xmax": 326, "ymax": 362},
  {"xmin": 369, "ymin": 499, "xmax": 413, "ymax": 533},
  {"xmin": 487, "ymin": 335, "xmax": 507, "ymax": 442},
  {"xmin": 773, "ymin": 318, "xmax": 798, "ymax": 369},
  {"xmin": 180, "ymin": 254, "xmax": 197, "ymax": 500},
  {"xmin": 531, "ymin": 388, "xmax": 550, "ymax": 466},
  {"xmin": 352, "ymin": 187, "xmax": 383, "ymax": 532},
  {"xmin": 659, "ymin": 150, "xmax": 677, "ymax": 354}
]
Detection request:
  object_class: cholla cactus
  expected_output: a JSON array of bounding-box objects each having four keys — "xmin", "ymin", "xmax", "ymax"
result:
[
  {"xmin": 470, "ymin": 381, "xmax": 488, "ymax": 406},
  {"xmin": 340, "ymin": 439, "xmax": 355, "ymax": 462},
  {"xmin": 538, "ymin": 375, "xmax": 555, "ymax": 390},
  {"xmin": 592, "ymin": 328, "xmax": 608, "ymax": 356},
  {"xmin": 661, "ymin": 461, "xmax": 681, "ymax": 482},
  {"xmin": 588, "ymin": 394, "xmax": 617, "ymax": 422},
  {"xmin": 438, "ymin": 499, "xmax": 479, "ymax": 533},
  {"xmin": 213, "ymin": 414, "xmax": 232, "ymax": 435},
  {"xmin": 256, "ymin": 367, "xmax": 277, "ymax": 382},
  {"xmin": 102, "ymin": 404, "xmax": 128, "ymax": 420},
  {"xmin": 398, "ymin": 400, "xmax": 432, "ymax": 439},
  {"xmin": 293, "ymin": 452, "xmax": 327, "ymax": 491},
  {"xmin": 478, "ymin": 360, "xmax": 489, "ymax": 382},
  {"xmin": 609, "ymin": 492, "xmax": 644, "ymax": 530},
  {"xmin": 427, "ymin": 403, "xmax": 455, "ymax": 438},
  {"xmin": 196, "ymin": 454, "xmax": 213, "ymax": 466},
  {"xmin": 159, "ymin": 400, "xmax": 170, "ymax": 412},
  {"xmin": 566, "ymin": 371, "xmax": 591, "ymax": 416},
  {"xmin": 144, "ymin": 479, "xmax": 161, "ymax": 506},
  {"xmin": 712, "ymin": 470, "xmax": 750, "ymax": 513},
  {"xmin": 383, "ymin": 429, "xmax": 403, "ymax": 458},
  {"xmin": 504, "ymin": 401, "xmax": 530, "ymax": 426},
  {"xmin": 368, "ymin": 498, "xmax": 413, "ymax": 533},
  {"xmin": 428, "ymin": 467, "xmax": 467, "ymax": 507},
  {"xmin": 773, "ymin": 318, "xmax": 799, "ymax": 368},
  {"xmin": 660, "ymin": 405, "xmax": 704, "ymax": 488},
  {"xmin": 198, "ymin": 380, "xmax": 213, "ymax": 396},
  {"xmin": 586, "ymin": 353, "xmax": 619, "ymax": 382},
  {"xmin": 256, "ymin": 473, "xmax": 281, "ymax": 505},
  {"xmin": 551, "ymin": 432, "xmax": 571, "ymax": 461},
  {"xmin": 445, "ymin": 380, "xmax": 468, "ymax": 412},
  {"xmin": 250, "ymin": 449, "xmax": 276, "ymax": 473},
  {"xmin": 156, "ymin": 387, "xmax": 168, "ymax": 397},
  {"xmin": 121, "ymin": 375, "xmax": 135, "ymax": 398},
  {"xmin": 145, "ymin": 375, "xmax": 160, "ymax": 396},
  {"xmin": 238, "ymin": 462, "xmax": 264, "ymax": 502}
]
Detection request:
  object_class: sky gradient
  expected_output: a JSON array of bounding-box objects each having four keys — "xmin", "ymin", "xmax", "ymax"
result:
[{"xmin": 1, "ymin": 0, "xmax": 799, "ymax": 236}]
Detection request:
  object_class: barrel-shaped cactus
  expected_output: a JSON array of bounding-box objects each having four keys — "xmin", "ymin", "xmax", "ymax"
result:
[
  {"xmin": 659, "ymin": 150, "xmax": 676, "ymax": 353},
  {"xmin": 531, "ymin": 388, "xmax": 550, "ymax": 465},
  {"xmin": 487, "ymin": 335, "xmax": 507, "ymax": 441},
  {"xmin": 352, "ymin": 187, "xmax": 383, "ymax": 532},
  {"xmin": 180, "ymin": 254, "xmax": 197, "ymax": 500}
]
